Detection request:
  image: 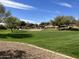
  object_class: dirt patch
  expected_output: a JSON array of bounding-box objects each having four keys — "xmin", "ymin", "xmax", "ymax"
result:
[
  {"xmin": 0, "ymin": 49, "xmax": 41, "ymax": 59},
  {"xmin": 0, "ymin": 41, "xmax": 76, "ymax": 59},
  {"xmin": 0, "ymin": 50, "xmax": 26, "ymax": 59}
]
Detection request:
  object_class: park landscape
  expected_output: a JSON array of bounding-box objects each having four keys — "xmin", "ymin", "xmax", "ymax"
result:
[{"xmin": 0, "ymin": 0, "xmax": 79, "ymax": 59}]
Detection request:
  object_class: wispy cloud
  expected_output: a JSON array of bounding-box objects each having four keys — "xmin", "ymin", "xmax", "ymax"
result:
[
  {"xmin": 75, "ymin": 17, "xmax": 79, "ymax": 20},
  {"xmin": 58, "ymin": 2, "xmax": 72, "ymax": 8},
  {"xmin": 0, "ymin": 0, "xmax": 35, "ymax": 10},
  {"xmin": 20, "ymin": 19, "xmax": 38, "ymax": 24},
  {"xmin": 55, "ymin": 10, "xmax": 61, "ymax": 14},
  {"xmin": 38, "ymin": 9, "xmax": 61, "ymax": 14}
]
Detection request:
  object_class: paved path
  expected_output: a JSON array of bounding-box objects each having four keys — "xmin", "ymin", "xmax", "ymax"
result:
[{"xmin": 0, "ymin": 41, "xmax": 76, "ymax": 59}]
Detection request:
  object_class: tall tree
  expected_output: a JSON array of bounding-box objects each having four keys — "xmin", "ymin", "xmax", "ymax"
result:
[
  {"xmin": 0, "ymin": 3, "xmax": 6, "ymax": 22},
  {"xmin": 0, "ymin": 3, "xmax": 5, "ymax": 14},
  {"xmin": 50, "ymin": 20, "xmax": 56, "ymax": 26},
  {"xmin": 0, "ymin": 3, "xmax": 11, "ymax": 23},
  {"xmin": 54, "ymin": 16, "xmax": 76, "ymax": 26}
]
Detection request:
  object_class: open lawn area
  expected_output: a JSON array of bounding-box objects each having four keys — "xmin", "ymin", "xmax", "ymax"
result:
[{"xmin": 0, "ymin": 30, "xmax": 79, "ymax": 58}]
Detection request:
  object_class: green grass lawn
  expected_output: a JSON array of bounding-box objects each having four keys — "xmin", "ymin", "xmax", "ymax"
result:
[{"xmin": 0, "ymin": 30, "xmax": 79, "ymax": 58}]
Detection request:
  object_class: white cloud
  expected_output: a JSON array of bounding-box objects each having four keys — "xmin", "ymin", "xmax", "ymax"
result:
[
  {"xmin": 0, "ymin": 0, "xmax": 35, "ymax": 10},
  {"xmin": 20, "ymin": 19, "xmax": 39, "ymax": 24},
  {"xmin": 55, "ymin": 10, "xmax": 61, "ymax": 14},
  {"xmin": 46, "ymin": 10, "xmax": 61, "ymax": 14},
  {"xmin": 38, "ymin": 9, "xmax": 61, "ymax": 14},
  {"xmin": 59, "ymin": 2, "xmax": 72, "ymax": 8},
  {"xmin": 75, "ymin": 17, "xmax": 79, "ymax": 20}
]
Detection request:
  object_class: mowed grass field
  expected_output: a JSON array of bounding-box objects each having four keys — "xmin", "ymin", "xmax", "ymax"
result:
[{"xmin": 0, "ymin": 29, "xmax": 79, "ymax": 58}]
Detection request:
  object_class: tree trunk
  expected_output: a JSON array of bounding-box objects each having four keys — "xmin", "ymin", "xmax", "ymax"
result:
[{"xmin": 11, "ymin": 28, "xmax": 13, "ymax": 32}]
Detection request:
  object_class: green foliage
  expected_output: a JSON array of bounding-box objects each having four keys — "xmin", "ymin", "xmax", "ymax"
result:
[
  {"xmin": 0, "ymin": 4, "xmax": 21, "ymax": 32},
  {"xmin": 5, "ymin": 16, "xmax": 20, "ymax": 32},
  {"xmin": 53, "ymin": 16, "xmax": 76, "ymax": 26},
  {"xmin": 40, "ymin": 22, "xmax": 50, "ymax": 26},
  {"xmin": 26, "ymin": 23, "xmax": 38, "ymax": 28},
  {"xmin": 0, "ymin": 3, "xmax": 5, "ymax": 14},
  {"xmin": 39, "ymin": 22, "xmax": 50, "ymax": 28},
  {"xmin": 19, "ymin": 21, "xmax": 26, "ymax": 29}
]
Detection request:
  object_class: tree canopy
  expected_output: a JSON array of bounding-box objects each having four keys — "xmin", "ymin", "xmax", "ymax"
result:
[
  {"xmin": 5, "ymin": 16, "xmax": 20, "ymax": 32},
  {"xmin": 53, "ymin": 16, "xmax": 76, "ymax": 26}
]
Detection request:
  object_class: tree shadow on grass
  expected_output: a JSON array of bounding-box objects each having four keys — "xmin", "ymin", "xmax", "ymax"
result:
[{"xmin": 0, "ymin": 33, "xmax": 33, "ymax": 38}]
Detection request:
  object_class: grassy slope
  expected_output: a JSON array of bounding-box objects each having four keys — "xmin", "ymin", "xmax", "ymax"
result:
[{"xmin": 0, "ymin": 30, "xmax": 79, "ymax": 58}]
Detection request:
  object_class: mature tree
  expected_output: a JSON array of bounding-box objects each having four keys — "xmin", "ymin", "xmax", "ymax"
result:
[
  {"xmin": 50, "ymin": 20, "xmax": 56, "ymax": 26},
  {"xmin": 39, "ymin": 22, "xmax": 50, "ymax": 28},
  {"xmin": 34, "ymin": 24, "xmax": 39, "ymax": 28},
  {"xmin": 40, "ymin": 22, "xmax": 49, "ymax": 27},
  {"xmin": 53, "ymin": 16, "xmax": 76, "ymax": 26},
  {"xmin": 26, "ymin": 23, "xmax": 35, "ymax": 28},
  {"xmin": 5, "ymin": 16, "xmax": 20, "ymax": 32}
]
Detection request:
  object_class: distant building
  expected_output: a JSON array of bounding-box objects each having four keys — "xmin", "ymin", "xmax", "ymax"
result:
[
  {"xmin": 45, "ymin": 25, "xmax": 53, "ymax": 28},
  {"xmin": 45, "ymin": 25, "xmax": 58, "ymax": 29}
]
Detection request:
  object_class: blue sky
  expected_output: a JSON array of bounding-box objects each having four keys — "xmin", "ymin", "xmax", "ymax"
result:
[{"xmin": 0, "ymin": 0, "xmax": 79, "ymax": 24}]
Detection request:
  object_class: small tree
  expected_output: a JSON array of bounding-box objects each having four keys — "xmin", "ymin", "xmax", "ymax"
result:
[
  {"xmin": 5, "ymin": 16, "xmax": 20, "ymax": 32},
  {"xmin": 19, "ymin": 21, "xmax": 26, "ymax": 29}
]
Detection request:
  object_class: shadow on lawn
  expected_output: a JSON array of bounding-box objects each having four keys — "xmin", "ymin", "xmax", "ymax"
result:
[{"xmin": 0, "ymin": 33, "xmax": 33, "ymax": 38}]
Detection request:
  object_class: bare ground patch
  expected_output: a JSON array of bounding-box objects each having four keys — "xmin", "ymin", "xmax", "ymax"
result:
[{"xmin": 0, "ymin": 41, "xmax": 76, "ymax": 59}]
